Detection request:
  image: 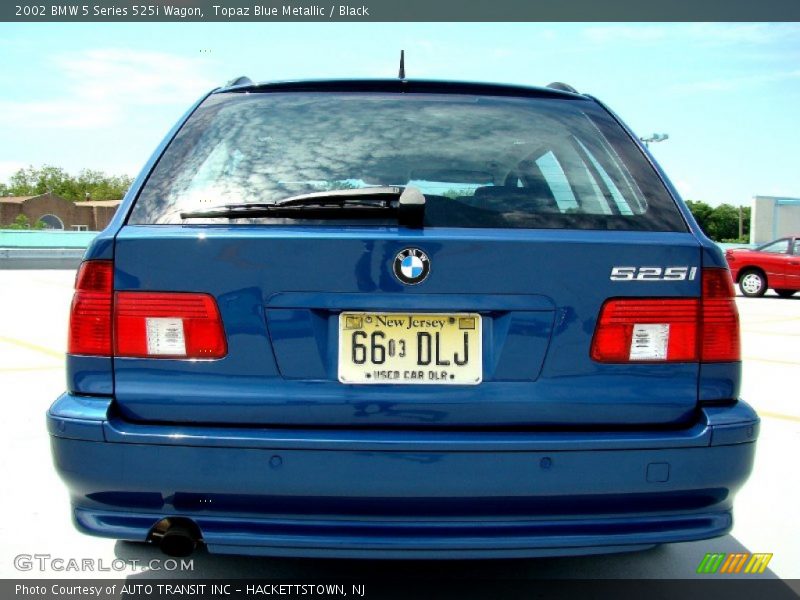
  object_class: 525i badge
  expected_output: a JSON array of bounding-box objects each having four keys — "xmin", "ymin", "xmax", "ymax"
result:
[{"xmin": 610, "ymin": 266, "xmax": 698, "ymax": 281}]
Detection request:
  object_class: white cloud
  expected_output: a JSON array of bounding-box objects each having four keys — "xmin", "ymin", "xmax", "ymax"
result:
[
  {"xmin": 57, "ymin": 49, "xmax": 215, "ymax": 105},
  {"xmin": 583, "ymin": 25, "xmax": 669, "ymax": 44},
  {"xmin": 683, "ymin": 23, "xmax": 800, "ymax": 46},
  {"xmin": 670, "ymin": 69, "xmax": 800, "ymax": 93},
  {"xmin": 582, "ymin": 23, "xmax": 800, "ymax": 47},
  {"xmin": 0, "ymin": 98, "xmax": 119, "ymax": 129},
  {"xmin": 671, "ymin": 178, "xmax": 695, "ymax": 198},
  {"xmin": 0, "ymin": 48, "xmax": 216, "ymax": 130},
  {"xmin": 0, "ymin": 161, "xmax": 26, "ymax": 182}
]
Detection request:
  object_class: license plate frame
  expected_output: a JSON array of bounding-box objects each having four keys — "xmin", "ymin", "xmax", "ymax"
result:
[{"xmin": 338, "ymin": 312, "xmax": 482, "ymax": 385}]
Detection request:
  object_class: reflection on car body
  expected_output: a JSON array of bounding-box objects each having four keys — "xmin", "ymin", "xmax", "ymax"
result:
[{"xmin": 48, "ymin": 78, "xmax": 758, "ymax": 559}]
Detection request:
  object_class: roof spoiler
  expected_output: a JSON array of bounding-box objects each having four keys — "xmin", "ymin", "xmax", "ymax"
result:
[
  {"xmin": 546, "ymin": 82, "xmax": 579, "ymax": 94},
  {"xmin": 225, "ymin": 76, "xmax": 253, "ymax": 87}
]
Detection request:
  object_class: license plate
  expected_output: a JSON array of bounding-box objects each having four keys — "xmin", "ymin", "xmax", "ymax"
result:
[{"xmin": 338, "ymin": 312, "xmax": 482, "ymax": 385}]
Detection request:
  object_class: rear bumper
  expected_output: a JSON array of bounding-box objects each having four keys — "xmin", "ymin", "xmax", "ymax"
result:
[{"xmin": 48, "ymin": 395, "xmax": 759, "ymax": 558}]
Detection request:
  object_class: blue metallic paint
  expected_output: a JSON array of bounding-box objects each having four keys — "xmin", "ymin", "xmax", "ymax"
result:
[
  {"xmin": 51, "ymin": 80, "xmax": 757, "ymax": 557},
  {"xmin": 49, "ymin": 392, "xmax": 757, "ymax": 558},
  {"xmin": 69, "ymin": 90, "xmax": 218, "ymax": 398},
  {"xmin": 66, "ymin": 355, "xmax": 113, "ymax": 396},
  {"xmin": 109, "ymin": 227, "xmax": 705, "ymax": 427},
  {"xmin": 590, "ymin": 94, "xmax": 740, "ymax": 403}
]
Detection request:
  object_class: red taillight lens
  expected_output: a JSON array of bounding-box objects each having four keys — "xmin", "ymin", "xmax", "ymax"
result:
[
  {"xmin": 700, "ymin": 268, "xmax": 740, "ymax": 362},
  {"xmin": 68, "ymin": 261, "xmax": 113, "ymax": 356},
  {"xmin": 591, "ymin": 268, "xmax": 740, "ymax": 364},
  {"xmin": 114, "ymin": 292, "xmax": 227, "ymax": 359},
  {"xmin": 591, "ymin": 299, "xmax": 699, "ymax": 363},
  {"xmin": 68, "ymin": 261, "xmax": 227, "ymax": 360}
]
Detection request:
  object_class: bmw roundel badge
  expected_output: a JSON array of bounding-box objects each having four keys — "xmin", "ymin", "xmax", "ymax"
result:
[{"xmin": 393, "ymin": 248, "xmax": 430, "ymax": 285}]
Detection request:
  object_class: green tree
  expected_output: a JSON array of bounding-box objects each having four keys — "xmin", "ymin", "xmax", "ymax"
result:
[
  {"xmin": 3, "ymin": 165, "xmax": 132, "ymax": 201},
  {"xmin": 7, "ymin": 214, "xmax": 31, "ymax": 229},
  {"xmin": 443, "ymin": 188, "xmax": 475, "ymax": 199},
  {"xmin": 705, "ymin": 203, "xmax": 739, "ymax": 241},
  {"xmin": 320, "ymin": 180, "xmax": 357, "ymax": 191},
  {"xmin": 685, "ymin": 200, "xmax": 714, "ymax": 234},
  {"xmin": 685, "ymin": 200, "xmax": 749, "ymax": 243}
]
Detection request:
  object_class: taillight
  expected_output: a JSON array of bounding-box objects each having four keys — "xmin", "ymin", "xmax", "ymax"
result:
[
  {"xmin": 700, "ymin": 268, "xmax": 740, "ymax": 362},
  {"xmin": 68, "ymin": 261, "xmax": 227, "ymax": 359},
  {"xmin": 591, "ymin": 268, "xmax": 739, "ymax": 363},
  {"xmin": 591, "ymin": 298, "xmax": 699, "ymax": 363},
  {"xmin": 115, "ymin": 292, "xmax": 227, "ymax": 359},
  {"xmin": 68, "ymin": 261, "xmax": 113, "ymax": 356}
]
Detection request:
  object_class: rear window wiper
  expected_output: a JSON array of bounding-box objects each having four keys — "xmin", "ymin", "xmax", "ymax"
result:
[{"xmin": 180, "ymin": 186, "xmax": 426, "ymax": 227}]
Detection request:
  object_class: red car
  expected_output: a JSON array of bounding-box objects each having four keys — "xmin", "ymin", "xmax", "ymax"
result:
[{"xmin": 726, "ymin": 235, "xmax": 800, "ymax": 297}]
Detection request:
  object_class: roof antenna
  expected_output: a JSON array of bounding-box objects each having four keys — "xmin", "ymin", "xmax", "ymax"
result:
[{"xmin": 398, "ymin": 50, "xmax": 405, "ymax": 79}]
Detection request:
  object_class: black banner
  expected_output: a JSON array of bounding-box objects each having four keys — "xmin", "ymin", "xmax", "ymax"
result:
[
  {"xmin": 5, "ymin": 579, "xmax": 800, "ymax": 600},
  {"xmin": 4, "ymin": 0, "xmax": 800, "ymax": 22}
]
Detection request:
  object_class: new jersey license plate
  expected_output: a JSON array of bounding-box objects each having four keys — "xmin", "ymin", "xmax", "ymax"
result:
[{"xmin": 338, "ymin": 312, "xmax": 482, "ymax": 385}]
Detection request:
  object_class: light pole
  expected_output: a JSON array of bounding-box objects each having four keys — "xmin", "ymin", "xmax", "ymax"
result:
[{"xmin": 640, "ymin": 133, "xmax": 669, "ymax": 148}]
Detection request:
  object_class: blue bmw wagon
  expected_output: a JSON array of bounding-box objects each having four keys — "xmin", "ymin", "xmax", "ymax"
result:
[{"xmin": 48, "ymin": 78, "xmax": 758, "ymax": 558}]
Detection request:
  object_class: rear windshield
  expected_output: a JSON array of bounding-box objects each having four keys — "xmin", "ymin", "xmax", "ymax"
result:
[{"xmin": 129, "ymin": 91, "xmax": 686, "ymax": 231}]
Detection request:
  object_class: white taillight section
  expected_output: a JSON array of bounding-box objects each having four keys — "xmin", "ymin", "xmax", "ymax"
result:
[
  {"xmin": 115, "ymin": 292, "xmax": 227, "ymax": 359},
  {"xmin": 591, "ymin": 268, "xmax": 740, "ymax": 363},
  {"xmin": 145, "ymin": 318, "xmax": 187, "ymax": 356},
  {"xmin": 629, "ymin": 323, "xmax": 670, "ymax": 361}
]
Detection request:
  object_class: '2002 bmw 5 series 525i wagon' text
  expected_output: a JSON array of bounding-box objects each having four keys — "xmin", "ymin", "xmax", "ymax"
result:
[{"xmin": 48, "ymin": 78, "xmax": 758, "ymax": 559}]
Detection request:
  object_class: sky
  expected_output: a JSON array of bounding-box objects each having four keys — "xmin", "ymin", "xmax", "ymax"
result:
[{"xmin": 0, "ymin": 22, "xmax": 798, "ymax": 206}]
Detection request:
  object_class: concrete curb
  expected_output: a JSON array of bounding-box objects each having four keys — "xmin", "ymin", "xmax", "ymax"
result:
[{"xmin": 0, "ymin": 247, "xmax": 85, "ymax": 270}]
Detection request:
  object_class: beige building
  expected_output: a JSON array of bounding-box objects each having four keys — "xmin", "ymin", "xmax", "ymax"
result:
[
  {"xmin": 0, "ymin": 192, "xmax": 121, "ymax": 231},
  {"xmin": 750, "ymin": 196, "xmax": 800, "ymax": 244}
]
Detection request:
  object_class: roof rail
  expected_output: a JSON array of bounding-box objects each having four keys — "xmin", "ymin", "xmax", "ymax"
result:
[
  {"xmin": 546, "ymin": 82, "xmax": 578, "ymax": 94},
  {"xmin": 226, "ymin": 76, "xmax": 253, "ymax": 87}
]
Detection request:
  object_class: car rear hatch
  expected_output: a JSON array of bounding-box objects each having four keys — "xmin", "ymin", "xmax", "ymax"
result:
[
  {"xmin": 94, "ymin": 83, "xmax": 733, "ymax": 428},
  {"xmin": 111, "ymin": 226, "xmax": 704, "ymax": 427}
]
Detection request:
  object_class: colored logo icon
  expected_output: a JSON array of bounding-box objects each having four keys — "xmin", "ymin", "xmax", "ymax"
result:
[
  {"xmin": 393, "ymin": 248, "xmax": 430, "ymax": 285},
  {"xmin": 696, "ymin": 552, "xmax": 773, "ymax": 574}
]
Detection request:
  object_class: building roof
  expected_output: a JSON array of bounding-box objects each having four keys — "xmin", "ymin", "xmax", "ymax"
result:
[
  {"xmin": 0, "ymin": 195, "xmax": 122, "ymax": 207},
  {"xmin": 0, "ymin": 195, "xmax": 39, "ymax": 204},
  {"xmin": 80, "ymin": 200, "xmax": 122, "ymax": 207}
]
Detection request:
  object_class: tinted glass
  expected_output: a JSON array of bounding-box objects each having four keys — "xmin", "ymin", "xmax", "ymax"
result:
[
  {"xmin": 760, "ymin": 239, "xmax": 790, "ymax": 254},
  {"xmin": 130, "ymin": 91, "xmax": 686, "ymax": 231}
]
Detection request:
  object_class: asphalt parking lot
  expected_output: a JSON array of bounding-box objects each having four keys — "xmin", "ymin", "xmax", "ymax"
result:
[{"xmin": 1, "ymin": 269, "xmax": 798, "ymax": 582}]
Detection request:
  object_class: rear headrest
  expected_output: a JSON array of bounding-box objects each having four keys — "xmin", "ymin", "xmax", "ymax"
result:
[{"xmin": 471, "ymin": 186, "xmax": 560, "ymax": 213}]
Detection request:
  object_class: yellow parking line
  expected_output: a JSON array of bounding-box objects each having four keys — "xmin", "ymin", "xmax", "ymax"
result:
[
  {"xmin": 743, "ymin": 356, "xmax": 800, "ymax": 366},
  {"xmin": 0, "ymin": 336, "xmax": 64, "ymax": 359},
  {"xmin": 743, "ymin": 316, "xmax": 800, "ymax": 325},
  {"xmin": 759, "ymin": 411, "xmax": 800, "ymax": 424},
  {"xmin": 742, "ymin": 330, "xmax": 800, "ymax": 337}
]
